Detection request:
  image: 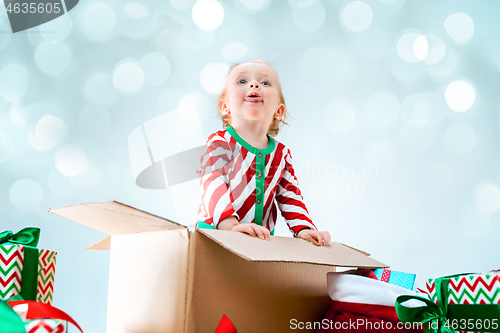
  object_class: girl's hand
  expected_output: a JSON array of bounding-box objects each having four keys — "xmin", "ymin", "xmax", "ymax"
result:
[
  {"xmin": 297, "ymin": 229, "xmax": 331, "ymax": 246},
  {"xmin": 218, "ymin": 216, "xmax": 270, "ymax": 240},
  {"xmin": 231, "ymin": 223, "xmax": 270, "ymax": 240}
]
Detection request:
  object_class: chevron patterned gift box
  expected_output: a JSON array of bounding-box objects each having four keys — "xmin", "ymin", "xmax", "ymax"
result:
[
  {"xmin": 426, "ymin": 270, "xmax": 500, "ymax": 305},
  {"xmin": 0, "ymin": 228, "xmax": 57, "ymax": 305},
  {"xmin": 396, "ymin": 270, "xmax": 500, "ymax": 333}
]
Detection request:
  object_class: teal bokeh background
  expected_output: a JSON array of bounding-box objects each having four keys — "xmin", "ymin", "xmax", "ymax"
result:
[{"xmin": 1, "ymin": 0, "xmax": 500, "ymax": 331}]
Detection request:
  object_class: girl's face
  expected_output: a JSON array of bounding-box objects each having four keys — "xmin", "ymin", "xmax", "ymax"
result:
[{"xmin": 224, "ymin": 62, "xmax": 284, "ymax": 129}]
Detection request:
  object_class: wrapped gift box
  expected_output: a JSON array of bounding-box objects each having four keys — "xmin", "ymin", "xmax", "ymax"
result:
[
  {"xmin": 396, "ymin": 271, "xmax": 500, "ymax": 333},
  {"xmin": 1, "ymin": 299, "xmax": 83, "ymax": 333},
  {"xmin": 426, "ymin": 270, "xmax": 500, "ymax": 305},
  {"xmin": 11, "ymin": 302, "xmax": 68, "ymax": 333},
  {"xmin": 49, "ymin": 200, "xmax": 389, "ymax": 333},
  {"xmin": 0, "ymin": 228, "xmax": 57, "ymax": 305},
  {"xmin": 373, "ymin": 268, "xmax": 417, "ymax": 291}
]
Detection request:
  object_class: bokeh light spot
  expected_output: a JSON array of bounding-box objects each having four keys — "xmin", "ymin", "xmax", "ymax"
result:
[
  {"xmin": 397, "ymin": 31, "xmax": 422, "ymax": 63},
  {"xmin": 424, "ymin": 33, "xmax": 446, "ymax": 65},
  {"xmin": 414, "ymin": 34, "xmax": 428, "ymax": 61},
  {"xmin": 445, "ymin": 80, "xmax": 475, "ymax": 112},
  {"xmin": 323, "ymin": 101, "xmax": 356, "ymax": 134},
  {"xmin": 199, "ymin": 62, "xmax": 228, "ymax": 95},
  {"xmin": 9, "ymin": 179, "xmax": 44, "ymax": 209},
  {"xmin": 35, "ymin": 115, "xmax": 66, "ymax": 146},
  {"xmin": 444, "ymin": 122, "xmax": 476, "ymax": 156},
  {"xmin": 121, "ymin": 1, "xmax": 154, "ymax": 39},
  {"xmin": 85, "ymin": 72, "xmax": 118, "ymax": 106},
  {"xmin": 54, "ymin": 145, "xmax": 89, "ymax": 176},
  {"xmin": 365, "ymin": 91, "xmax": 399, "ymax": 129},
  {"xmin": 0, "ymin": 64, "xmax": 29, "ymax": 100},
  {"xmin": 192, "ymin": 0, "xmax": 224, "ymax": 31},
  {"xmin": 34, "ymin": 41, "xmax": 72, "ymax": 76},
  {"xmin": 444, "ymin": 12, "xmax": 474, "ymax": 44},
  {"xmin": 292, "ymin": 0, "xmax": 326, "ymax": 32},
  {"xmin": 140, "ymin": 52, "xmax": 171, "ymax": 87},
  {"xmin": 341, "ymin": 1, "xmax": 373, "ymax": 33},
  {"xmin": 0, "ymin": 130, "xmax": 14, "ymax": 162},
  {"xmin": 79, "ymin": 104, "xmax": 111, "ymax": 137},
  {"xmin": 113, "ymin": 62, "xmax": 145, "ymax": 94}
]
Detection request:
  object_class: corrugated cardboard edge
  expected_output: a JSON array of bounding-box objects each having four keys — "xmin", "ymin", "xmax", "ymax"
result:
[
  {"xmin": 48, "ymin": 200, "xmax": 186, "ymax": 230},
  {"xmin": 197, "ymin": 229, "xmax": 388, "ymax": 268},
  {"xmin": 340, "ymin": 243, "xmax": 370, "ymax": 256}
]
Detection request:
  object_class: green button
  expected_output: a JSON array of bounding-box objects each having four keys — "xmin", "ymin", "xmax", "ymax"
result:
[
  {"xmin": 258, "ymin": 153, "xmax": 263, "ymax": 157},
  {"xmin": 256, "ymin": 199, "xmax": 261, "ymax": 204},
  {"xmin": 257, "ymin": 173, "xmax": 262, "ymax": 178}
]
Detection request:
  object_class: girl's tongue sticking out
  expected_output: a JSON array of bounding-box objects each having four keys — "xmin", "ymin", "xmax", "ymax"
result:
[{"xmin": 245, "ymin": 92, "xmax": 263, "ymax": 103}]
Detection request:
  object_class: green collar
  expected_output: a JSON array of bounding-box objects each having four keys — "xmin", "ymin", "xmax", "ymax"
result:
[{"xmin": 226, "ymin": 126, "xmax": 275, "ymax": 155}]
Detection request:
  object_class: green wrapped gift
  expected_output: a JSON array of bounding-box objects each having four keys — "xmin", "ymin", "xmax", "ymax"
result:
[
  {"xmin": 396, "ymin": 270, "xmax": 500, "ymax": 332},
  {"xmin": 0, "ymin": 228, "xmax": 57, "ymax": 305}
]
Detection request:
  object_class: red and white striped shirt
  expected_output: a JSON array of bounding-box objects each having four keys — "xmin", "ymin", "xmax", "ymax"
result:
[{"xmin": 197, "ymin": 126, "xmax": 317, "ymax": 236}]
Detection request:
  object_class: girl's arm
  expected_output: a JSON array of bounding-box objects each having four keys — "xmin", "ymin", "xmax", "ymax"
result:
[
  {"xmin": 276, "ymin": 148, "xmax": 330, "ymax": 245},
  {"xmin": 198, "ymin": 136, "xmax": 239, "ymax": 228}
]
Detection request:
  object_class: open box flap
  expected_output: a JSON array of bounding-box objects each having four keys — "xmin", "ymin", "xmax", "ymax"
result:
[
  {"xmin": 86, "ymin": 236, "xmax": 111, "ymax": 250},
  {"xmin": 198, "ymin": 229, "xmax": 388, "ymax": 268},
  {"xmin": 48, "ymin": 201, "xmax": 186, "ymax": 238}
]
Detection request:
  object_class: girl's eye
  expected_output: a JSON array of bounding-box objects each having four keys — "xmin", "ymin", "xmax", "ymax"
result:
[
  {"xmin": 238, "ymin": 79, "xmax": 246, "ymax": 84},
  {"xmin": 261, "ymin": 81, "xmax": 270, "ymax": 86}
]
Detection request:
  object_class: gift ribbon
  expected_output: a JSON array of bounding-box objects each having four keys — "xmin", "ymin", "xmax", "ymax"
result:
[
  {"xmin": 395, "ymin": 274, "xmax": 500, "ymax": 333},
  {"xmin": 0, "ymin": 228, "xmax": 41, "ymax": 301},
  {"xmin": 0, "ymin": 296, "xmax": 84, "ymax": 332}
]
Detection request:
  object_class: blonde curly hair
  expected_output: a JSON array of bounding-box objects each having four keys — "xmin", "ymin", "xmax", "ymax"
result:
[{"xmin": 217, "ymin": 59, "xmax": 288, "ymax": 137}]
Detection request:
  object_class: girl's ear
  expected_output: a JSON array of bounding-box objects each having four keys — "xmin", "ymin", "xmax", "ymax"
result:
[{"xmin": 275, "ymin": 104, "xmax": 285, "ymax": 120}]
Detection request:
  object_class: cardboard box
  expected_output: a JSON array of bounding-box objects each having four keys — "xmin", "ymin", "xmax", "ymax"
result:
[{"xmin": 49, "ymin": 201, "xmax": 388, "ymax": 332}]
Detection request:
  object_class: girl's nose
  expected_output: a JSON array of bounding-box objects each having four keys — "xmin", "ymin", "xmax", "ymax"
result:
[{"xmin": 249, "ymin": 81, "xmax": 260, "ymax": 88}]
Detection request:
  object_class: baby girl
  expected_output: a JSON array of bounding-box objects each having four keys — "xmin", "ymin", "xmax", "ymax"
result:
[{"xmin": 197, "ymin": 59, "xmax": 331, "ymax": 246}]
